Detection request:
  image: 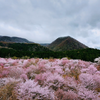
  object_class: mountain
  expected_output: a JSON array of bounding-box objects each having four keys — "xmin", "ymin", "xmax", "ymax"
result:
[
  {"xmin": 0, "ymin": 42, "xmax": 52, "ymax": 52},
  {"xmin": 0, "ymin": 36, "xmax": 33, "ymax": 43},
  {"xmin": 48, "ymin": 36, "xmax": 88, "ymax": 51},
  {"xmin": 40, "ymin": 43, "xmax": 49, "ymax": 47}
]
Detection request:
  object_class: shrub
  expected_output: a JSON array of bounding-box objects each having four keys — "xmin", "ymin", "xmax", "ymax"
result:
[
  {"xmin": 0, "ymin": 78, "xmax": 20, "ymax": 100},
  {"xmin": 16, "ymin": 79, "xmax": 54, "ymax": 100},
  {"xmin": 55, "ymin": 89, "xmax": 78, "ymax": 100}
]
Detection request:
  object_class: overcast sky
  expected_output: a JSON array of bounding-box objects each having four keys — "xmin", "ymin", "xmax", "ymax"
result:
[{"xmin": 0, "ymin": 0, "xmax": 100, "ymax": 48}]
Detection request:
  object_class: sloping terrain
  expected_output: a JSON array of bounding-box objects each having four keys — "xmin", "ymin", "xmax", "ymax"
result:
[
  {"xmin": 0, "ymin": 36, "xmax": 33, "ymax": 43},
  {"xmin": 48, "ymin": 36, "xmax": 88, "ymax": 51},
  {"xmin": 0, "ymin": 42, "xmax": 52, "ymax": 52}
]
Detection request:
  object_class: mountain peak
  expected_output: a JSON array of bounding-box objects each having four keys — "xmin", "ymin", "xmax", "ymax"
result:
[
  {"xmin": 58, "ymin": 36, "xmax": 71, "ymax": 39},
  {"xmin": 48, "ymin": 36, "xmax": 88, "ymax": 51}
]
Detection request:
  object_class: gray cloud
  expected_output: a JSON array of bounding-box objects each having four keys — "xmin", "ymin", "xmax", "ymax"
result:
[{"xmin": 0, "ymin": 0, "xmax": 100, "ymax": 48}]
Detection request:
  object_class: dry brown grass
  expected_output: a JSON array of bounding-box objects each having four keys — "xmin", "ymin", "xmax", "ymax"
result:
[{"xmin": 0, "ymin": 82, "xmax": 18, "ymax": 100}]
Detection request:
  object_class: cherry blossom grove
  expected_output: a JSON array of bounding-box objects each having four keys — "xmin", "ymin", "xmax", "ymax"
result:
[{"xmin": 0, "ymin": 57, "xmax": 100, "ymax": 100}]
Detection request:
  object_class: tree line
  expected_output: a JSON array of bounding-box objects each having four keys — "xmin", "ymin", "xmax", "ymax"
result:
[{"xmin": 0, "ymin": 47, "xmax": 100, "ymax": 62}]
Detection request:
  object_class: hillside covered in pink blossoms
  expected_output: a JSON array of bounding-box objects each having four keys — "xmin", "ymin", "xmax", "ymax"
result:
[{"xmin": 0, "ymin": 57, "xmax": 100, "ymax": 100}]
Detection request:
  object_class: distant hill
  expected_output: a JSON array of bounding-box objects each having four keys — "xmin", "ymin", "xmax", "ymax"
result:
[
  {"xmin": 40, "ymin": 43, "xmax": 49, "ymax": 47},
  {"xmin": 0, "ymin": 36, "xmax": 33, "ymax": 43},
  {"xmin": 48, "ymin": 36, "xmax": 88, "ymax": 51},
  {"xmin": 0, "ymin": 42, "xmax": 52, "ymax": 52}
]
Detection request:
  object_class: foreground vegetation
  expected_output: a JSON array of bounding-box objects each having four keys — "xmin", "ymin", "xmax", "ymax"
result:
[{"xmin": 0, "ymin": 57, "xmax": 100, "ymax": 100}]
